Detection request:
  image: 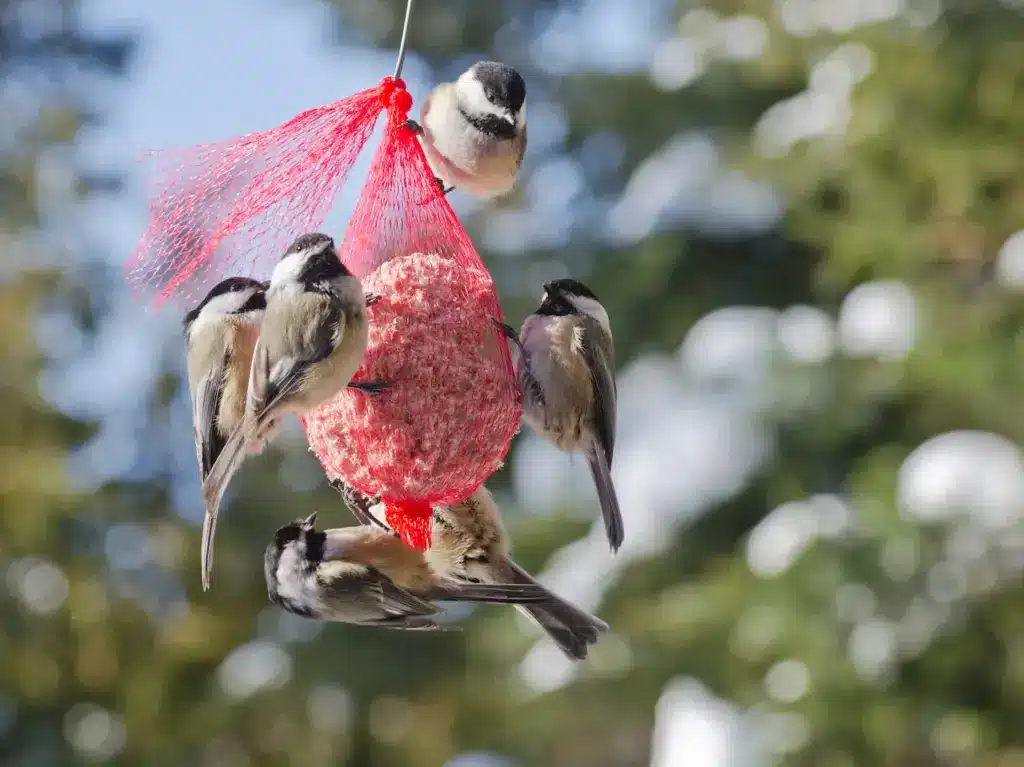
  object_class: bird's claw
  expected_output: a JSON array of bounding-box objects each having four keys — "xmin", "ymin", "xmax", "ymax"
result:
[
  {"xmin": 347, "ymin": 379, "xmax": 389, "ymax": 395},
  {"xmin": 492, "ymin": 319, "xmax": 527, "ymax": 357},
  {"xmin": 491, "ymin": 318, "xmax": 519, "ymax": 341},
  {"xmin": 404, "ymin": 119, "xmax": 424, "ymax": 136},
  {"xmin": 365, "ymin": 293, "xmax": 382, "ymax": 307},
  {"xmin": 435, "ymin": 177, "xmax": 454, "ymax": 196},
  {"xmin": 328, "ymin": 478, "xmax": 387, "ymax": 529}
]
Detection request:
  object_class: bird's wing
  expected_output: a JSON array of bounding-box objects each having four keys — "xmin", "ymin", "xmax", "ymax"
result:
[
  {"xmin": 515, "ymin": 122, "xmax": 527, "ymax": 169},
  {"xmin": 581, "ymin": 317, "xmax": 617, "ymax": 463},
  {"xmin": 192, "ymin": 351, "xmax": 228, "ymax": 480},
  {"xmin": 366, "ymin": 615, "xmax": 449, "ymax": 631},
  {"xmin": 318, "ymin": 562, "xmax": 441, "ymax": 625},
  {"xmin": 249, "ymin": 299, "xmax": 342, "ymax": 421}
]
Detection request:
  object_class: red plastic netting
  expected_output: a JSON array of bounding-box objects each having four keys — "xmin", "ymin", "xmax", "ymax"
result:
[
  {"xmin": 303, "ymin": 83, "xmax": 521, "ymax": 549},
  {"xmin": 126, "ymin": 83, "xmax": 386, "ymax": 304},
  {"xmin": 128, "ymin": 76, "xmax": 521, "ymax": 549}
]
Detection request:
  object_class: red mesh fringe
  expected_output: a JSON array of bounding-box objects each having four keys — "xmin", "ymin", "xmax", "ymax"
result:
[
  {"xmin": 126, "ymin": 79, "xmax": 409, "ymax": 305},
  {"xmin": 384, "ymin": 498, "xmax": 433, "ymax": 550}
]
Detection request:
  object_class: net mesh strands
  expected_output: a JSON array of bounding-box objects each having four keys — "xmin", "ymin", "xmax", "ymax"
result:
[
  {"xmin": 303, "ymin": 85, "xmax": 521, "ymax": 550},
  {"xmin": 126, "ymin": 82, "xmax": 389, "ymax": 304}
]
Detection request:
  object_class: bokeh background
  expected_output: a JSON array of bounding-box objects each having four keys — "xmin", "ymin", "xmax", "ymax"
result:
[{"xmin": 5, "ymin": 0, "xmax": 1024, "ymax": 764}]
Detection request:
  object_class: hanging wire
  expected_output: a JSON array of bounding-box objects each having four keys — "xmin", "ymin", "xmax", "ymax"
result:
[{"xmin": 393, "ymin": 0, "xmax": 416, "ymax": 79}]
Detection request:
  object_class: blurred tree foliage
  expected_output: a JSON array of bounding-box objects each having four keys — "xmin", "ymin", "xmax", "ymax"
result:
[{"xmin": 6, "ymin": 0, "xmax": 1024, "ymax": 765}]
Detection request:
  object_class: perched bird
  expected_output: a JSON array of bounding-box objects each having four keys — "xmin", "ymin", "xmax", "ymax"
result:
[
  {"xmin": 407, "ymin": 60, "xmax": 527, "ymax": 199},
  {"xmin": 264, "ymin": 513, "xmax": 548, "ymax": 629},
  {"xmin": 332, "ymin": 480, "xmax": 608, "ymax": 659},
  {"xmin": 200, "ymin": 232, "xmax": 382, "ymax": 590},
  {"xmin": 496, "ymin": 279, "xmax": 623, "ymax": 551},
  {"xmin": 183, "ymin": 276, "xmax": 267, "ymax": 484}
]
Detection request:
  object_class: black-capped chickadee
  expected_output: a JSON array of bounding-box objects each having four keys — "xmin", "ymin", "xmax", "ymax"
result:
[
  {"xmin": 263, "ymin": 513, "xmax": 548, "ymax": 629},
  {"xmin": 332, "ymin": 480, "xmax": 608, "ymax": 660},
  {"xmin": 200, "ymin": 232, "xmax": 383, "ymax": 590},
  {"xmin": 496, "ymin": 279, "xmax": 624, "ymax": 551},
  {"xmin": 407, "ymin": 61, "xmax": 527, "ymax": 199},
  {"xmin": 183, "ymin": 276, "xmax": 267, "ymax": 484}
]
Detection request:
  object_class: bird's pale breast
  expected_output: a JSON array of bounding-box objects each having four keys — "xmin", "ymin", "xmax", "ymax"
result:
[{"xmin": 519, "ymin": 315, "xmax": 594, "ymax": 452}]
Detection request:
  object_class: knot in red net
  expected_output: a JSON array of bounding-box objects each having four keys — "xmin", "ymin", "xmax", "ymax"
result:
[{"xmin": 128, "ymin": 75, "xmax": 521, "ymax": 549}]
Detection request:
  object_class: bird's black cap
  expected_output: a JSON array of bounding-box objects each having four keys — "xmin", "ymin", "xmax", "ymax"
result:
[
  {"xmin": 536, "ymin": 278, "xmax": 600, "ymax": 317},
  {"xmin": 284, "ymin": 232, "xmax": 334, "ymax": 258},
  {"xmin": 183, "ymin": 276, "xmax": 267, "ymax": 332},
  {"xmin": 472, "ymin": 61, "xmax": 526, "ymax": 112}
]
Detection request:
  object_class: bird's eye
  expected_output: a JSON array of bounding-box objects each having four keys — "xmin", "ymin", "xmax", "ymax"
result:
[{"xmin": 484, "ymin": 89, "xmax": 496, "ymax": 102}]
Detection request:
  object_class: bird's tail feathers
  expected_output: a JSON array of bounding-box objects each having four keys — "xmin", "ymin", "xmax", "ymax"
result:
[
  {"xmin": 503, "ymin": 560, "xmax": 609, "ymax": 661},
  {"xmin": 199, "ymin": 417, "xmax": 254, "ymax": 590},
  {"xmin": 588, "ymin": 445, "xmax": 624, "ymax": 552}
]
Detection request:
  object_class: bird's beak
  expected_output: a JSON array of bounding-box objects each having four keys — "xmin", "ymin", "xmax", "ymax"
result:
[
  {"xmin": 302, "ymin": 512, "xmax": 318, "ymax": 528},
  {"xmin": 503, "ymin": 109, "xmax": 516, "ymax": 125}
]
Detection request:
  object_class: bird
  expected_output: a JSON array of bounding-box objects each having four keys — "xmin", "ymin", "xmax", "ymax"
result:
[
  {"xmin": 332, "ymin": 479, "xmax": 608, "ymax": 659},
  {"xmin": 264, "ymin": 512, "xmax": 549, "ymax": 630},
  {"xmin": 200, "ymin": 232, "xmax": 381, "ymax": 590},
  {"xmin": 183, "ymin": 276, "xmax": 267, "ymax": 485},
  {"xmin": 184, "ymin": 276, "xmax": 383, "ymax": 489},
  {"xmin": 495, "ymin": 279, "xmax": 624, "ymax": 551},
  {"xmin": 406, "ymin": 60, "xmax": 527, "ymax": 199}
]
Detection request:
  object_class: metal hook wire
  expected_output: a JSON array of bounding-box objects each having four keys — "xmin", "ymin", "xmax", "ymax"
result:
[{"xmin": 393, "ymin": 0, "xmax": 416, "ymax": 80}]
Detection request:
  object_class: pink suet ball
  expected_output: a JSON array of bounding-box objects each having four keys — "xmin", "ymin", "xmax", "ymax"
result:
[{"xmin": 303, "ymin": 252, "xmax": 521, "ymax": 548}]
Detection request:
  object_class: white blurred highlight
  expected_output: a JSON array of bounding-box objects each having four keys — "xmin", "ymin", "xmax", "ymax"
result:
[
  {"xmin": 7, "ymin": 557, "xmax": 69, "ymax": 616},
  {"xmin": 217, "ymin": 640, "xmax": 293, "ymax": 699},
  {"xmin": 63, "ymin": 704, "xmax": 126, "ymax": 761},
  {"xmin": 899, "ymin": 431, "xmax": 1024, "ymax": 530},
  {"xmin": 838, "ymin": 280, "xmax": 916, "ymax": 360},
  {"xmin": 650, "ymin": 678, "xmax": 764, "ymax": 767},
  {"xmin": 996, "ymin": 229, "xmax": 1024, "ymax": 289}
]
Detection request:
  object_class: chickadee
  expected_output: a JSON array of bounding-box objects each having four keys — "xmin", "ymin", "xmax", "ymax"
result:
[
  {"xmin": 332, "ymin": 480, "xmax": 608, "ymax": 659},
  {"xmin": 407, "ymin": 61, "xmax": 527, "ymax": 199},
  {"xmin": 200, "ymin": 232, "xmax": 383, "ymax": 590},
  {"xmin": 183, "ymin": 276, "xmax": 267, "ymax": 484},
  {"xmin": 264, "ymin": 513, "xmax": 548, "ymax": 629},
  {"xmin": 496, "ymin": 279, "xmax": 624, "ymax": 551}
]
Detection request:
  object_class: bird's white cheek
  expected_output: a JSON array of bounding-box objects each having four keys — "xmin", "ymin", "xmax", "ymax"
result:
[
  {"xmin": 274, "ymin": 548, "xmax": 309, "ymax": 604},
  {"xmin": 569, "ymin": 296, "xmax": 611, "ymax": 337},
  {"xmin": 271, "ymin": 252, "xmax": 306, "ymax": 289}
]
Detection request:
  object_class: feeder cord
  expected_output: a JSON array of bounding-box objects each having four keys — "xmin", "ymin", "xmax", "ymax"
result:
[{"xmin": 393, "ymin": 0, "xmax": 416, "ymax": 80}]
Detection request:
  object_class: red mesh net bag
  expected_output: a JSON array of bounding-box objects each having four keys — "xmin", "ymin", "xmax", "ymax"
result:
[
  {"xmin": 302, "ymin": 84, "xmax": 521, "ymax": 549},
  {"xmin": 127, "ymin": 76, "xmax": 521, "ymax": 549}
]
